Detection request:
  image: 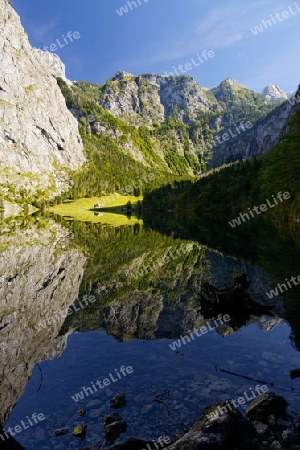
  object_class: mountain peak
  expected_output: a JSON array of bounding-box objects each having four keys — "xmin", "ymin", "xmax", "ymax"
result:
[
  {"xmin": 224, "ymin": 77, "xmax": 245, "ymax": 88},
  {"xmin": 211, "ymin": 78, "xmax": 246, "ymax": 97},
  {"xmin": 262, "ymin": 85, "xmax": 288, "ymax": 102},
  {"xmin": 32, "ymin": 48, "xmax": 66, "ymax": 80},
  {"xmin": 111, "ymin": 70, "xmax": 135, "ymax": 81}
]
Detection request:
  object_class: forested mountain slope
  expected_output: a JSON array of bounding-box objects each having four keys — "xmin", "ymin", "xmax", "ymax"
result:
[{"xmin": 143, "ymin": 91, "xmax": 300, "ymax": 220}]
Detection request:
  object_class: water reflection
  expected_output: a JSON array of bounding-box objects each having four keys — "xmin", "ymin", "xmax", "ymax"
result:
[
  {"xmin": 0, "ymin": 218, "xmax": 85, "ymax": 424},
  {"xmin": 0, "ymin": 213, "xmax": 299, "ymax": 449}
]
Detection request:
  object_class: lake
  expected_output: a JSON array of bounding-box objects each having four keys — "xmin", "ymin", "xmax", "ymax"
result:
[{"xmin": 1, "ymin": 210, "xmax": 300, "ymax": 449}]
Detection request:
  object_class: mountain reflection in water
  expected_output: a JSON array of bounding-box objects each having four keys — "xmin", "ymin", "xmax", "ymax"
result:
[{"xmin": 0, "ymin": 213, "xmax": 299, "ymax": 449}]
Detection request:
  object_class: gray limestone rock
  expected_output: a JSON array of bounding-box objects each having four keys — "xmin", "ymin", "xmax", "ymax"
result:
[
  {"xmin": 262, "ymin": 85, "xmax": 288, "ymax": 103},
  {"xmin": 0, "ymin": 0, "xmax": 85, "ymax": 205}
]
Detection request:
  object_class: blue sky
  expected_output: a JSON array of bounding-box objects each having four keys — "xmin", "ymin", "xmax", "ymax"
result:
[{"xmin": 11, "ymin": 0, "xmax": 300, "ymax": 93}]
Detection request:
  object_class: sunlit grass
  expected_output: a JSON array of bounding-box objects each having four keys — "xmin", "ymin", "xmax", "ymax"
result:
[{"xmin": 50, "ymin": 194, "xmax": 143, "ymax": 226}]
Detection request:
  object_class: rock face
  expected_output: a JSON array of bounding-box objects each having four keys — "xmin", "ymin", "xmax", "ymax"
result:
[
  {"xmin": 0, "ymin": 219, "xmax": 86, "ymax": 424},
  {"xmin": 262, "ymin": 85, "xmax": 288, "ymax": 102},
  {"xmin": 166, "ymin": 403, "xmax": 252, "ymax": 450},
  {"xmin": 101, "ymin": 394, "xmax": 299, "ymax": 450},
  {"xmin": 211, "ymin": 77, "xmax": 246, "ymax": 99},
  {"xmin": 101, "ymin": 72, "xmax": 215, "ymax": 126},
  {"xmin": 32, "ymin": 48, "xmax": 66, "ymax": 79},
  {"xmin": 104, "ymin": 412, "xmax": 127, "ymax": 442},
  {"xmin": 246, "ymin": 392, "xmax": 289, "ymax": 423},
  {"xmin": 93, "ymin": 72, "xmax": 290, "ymax": 170},
  {"xmin": 0, "ymin": 0, "xmax": 85, "ymax": 204},
  {"xmin": 210, "ymin": 100, "xmax": 292, "ymax": 167}
]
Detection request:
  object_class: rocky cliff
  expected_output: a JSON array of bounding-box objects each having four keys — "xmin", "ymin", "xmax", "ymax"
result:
[
  {"xmin": 0, "ymin": 0, "xmax": 85, "ymax": 206},
  {"xmin": 31, "ymin": 48, "xmax": 67, "ymax": 80},
  {"xmin": 209, "ymin": 100, "xmax": 292, "ymax": 168},
  {"xmin": 60, "ymin": 74, "xmax": 287, "ymax": 186},
  {"xmin": 101, "ymin": 70, "xmax": 218, "ymax": 126},
  {"xmin": 262, "ymin": 84, "xmax": 288, "ymax": 102},
  {"xmin": 69, "ymin": 73, "xmax": 289, "ymax": 177},
  {"xmin": 1, "ymin": 0, "xmax": 294, "ymax": 205},
  {"xmin": 98, "ymin": 72, "xmax": 279, "ymax": 130}
]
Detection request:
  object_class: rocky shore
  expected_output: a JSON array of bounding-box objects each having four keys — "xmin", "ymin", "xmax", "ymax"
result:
[{"xmin": 80, "ymin": 392, "xmax": 300, "ymax": 450}]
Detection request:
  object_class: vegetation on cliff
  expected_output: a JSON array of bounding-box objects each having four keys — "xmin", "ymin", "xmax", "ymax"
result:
[
  {"xmin": 54, "ymin": 76, "xmax": 284, "ymax": 203},
  {"xmin": 143, "ymin": 101, "xmax": 300, "ymax": 219}
]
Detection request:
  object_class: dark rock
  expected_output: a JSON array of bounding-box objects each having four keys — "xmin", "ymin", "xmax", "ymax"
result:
[
  {"xmin": 104, "ymin": 411, "xmax": 127, "ymax": 443},
  {"xmin": 77, "ymin": 407, "xmax": 86, "ymax": 416},
  {"xmin": 104, "ymin": 412, "xmax": 121, "ymax": 425},
  {"xmin": 0, "ymin": 424, "xmax": 25, "ymax": 449},
  {"xmin": 270, "ymin": 441, "xmax": 282, "ymax": 450},
  {"xmin": 290, "ymin": 368, "xmax": 300, "ymax": 379},
  {"xmin": 78, "ymin": 447, "xmax": 100, "ymax": 450},
  {"xmin": 110, "ymin": 392, "xmax": 126, "ymax": 409},
  {"xmin": 104, "ymin": 436, "xmax": 155, "ymax": 449},
  {"xmin": 168, "ymin": 401, "xmax": 254, "ymax": 449},
  {"xmin": 94, "ymin": 394, "xmax": 298, "ymax": 450},
  {"xmin": 105, "ymin": 420, "xmax": 127, "ymax": 442},
  {"xmin": 282, "ymin": 428, "xmax": 296, "ymax": 442},
  {"xmin": 246, "ymin": 392, "xmax": 288, "ymax": 423},
  {"xmin": 54, "ymin": 427, "xmax": 69, "ymax": 436}
]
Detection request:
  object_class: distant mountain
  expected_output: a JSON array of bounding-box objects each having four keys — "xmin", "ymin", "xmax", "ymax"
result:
[
  {"xmin": 143, "ymin": 85, "xmax": 300, "ymax": 220},
  {"xmin": 58, "ymin": 73, "xmax": 289, "ymax": 196},
  {"xmin": 208, "ymin": 99, "xmax": 292, "ymax": 168},
  {"xmin": 0, "ymin": 0, "xmax": 295, "ymax": 208},
  {"xmin": 262, "ymin": 84, "xmax": 288, "ymax": 102},
  {"xmin": 97, "ymin": 72, "xmax": 278, "ymax": 127}
]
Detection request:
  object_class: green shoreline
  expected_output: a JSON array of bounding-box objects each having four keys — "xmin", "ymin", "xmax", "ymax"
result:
[{"xmin": 50, "ymin": 193, "xmax": 143, "ymax": 226}]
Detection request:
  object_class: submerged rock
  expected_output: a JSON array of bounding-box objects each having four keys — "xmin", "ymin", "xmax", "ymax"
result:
[
  {"xmin": 105, "ymin": 420, "xmax": 127, "ymax": 443},
  {"xmin": 77, "ymin": 393, "xmax": 299, "ymax": 450},
  {"xmin": 246, "ymin": 392, "xmax": 288, "ymax": 423},
  {"xmin": 77, "ymin": 407, "xmax": 86, "ymax": 416},
  {"xmin": 73, "ymin": 423, "xmax": 87, "ymax": 438},
  {"xmin": 104, "ymin": 411, "xmax": 127, "ymax": 443},
  {"xmin": 104, "ymin": 437, "xmax": 162, "ymax": 449},
  {"xmin": 104, "ymin": 412, "xmax": 122, "ymax": 425},
  {"xmin": 166, "ymin": 393, "xmax": 298, "ymax": 449},
  {"xmin": 110, "ymin": 392, "xmax": 126, "ymax": 409},
  {"xmin": 54, "ymin": 428, "xmax": 69, "ymax": 436}
]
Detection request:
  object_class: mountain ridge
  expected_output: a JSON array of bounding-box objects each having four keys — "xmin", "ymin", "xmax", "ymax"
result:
[{"xmin": 0, "ymin": 0, "xmax": 295, "ymax": 209}]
